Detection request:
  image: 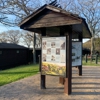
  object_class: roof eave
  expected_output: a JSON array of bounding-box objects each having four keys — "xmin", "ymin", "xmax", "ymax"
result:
[
  {"xmin": 82, "ymin": 18, "xmax": 92, "ymax": 38},
  {"xmin": 18, "ymin": 4, "xmax": 47, "ymax": 27},
  {"xmin": 18, "ymin": 4, "xmax": 82, "ymax": 27}
]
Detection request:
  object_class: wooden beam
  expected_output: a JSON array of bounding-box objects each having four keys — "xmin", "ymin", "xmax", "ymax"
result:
[
  {"xmin": 64, "ymin": 26, "xmax": 72, "ymax": 95},
  {"xmin": 29, "ymin": 20, "xmax": 81, "ymax": 28},
  {"xmin": 40, "ymin": 28, "xmax": 46, "ymax": 89},
  {"xmin": 78, "ymin": 33, "xmax": 82, "ymax": 76},
  {"xmin": 59, "ymin": 26, "xmax": 65, "ymax": 85},
  {"xmin": 41, "ymin": 75, "xmax": 46, "ymax": 89}
]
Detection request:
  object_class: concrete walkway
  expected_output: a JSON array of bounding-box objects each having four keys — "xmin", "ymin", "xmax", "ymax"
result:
[{"xmin": 0, "ymin": 66, "xmax": 100, "ymax": 100}]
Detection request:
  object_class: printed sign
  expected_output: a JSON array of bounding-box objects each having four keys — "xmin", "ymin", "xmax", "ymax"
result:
[
  {"xmin": 42, "ymin": 37, "xmax": 66, "ymax": 77},
  {"xmin": 72, "ymin": 42, "xmax": 82, "ymax": 66}
]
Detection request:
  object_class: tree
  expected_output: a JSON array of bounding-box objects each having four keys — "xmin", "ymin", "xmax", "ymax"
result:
[
  {"xmin": 0, "ymin": 0, "xmax": 8, "ymax": 24},
  {"xmin": 35, "ymin": 33, "xmax": 41, "ymax": 48},
  {"xmin": 21, "ymin": 31, "xmax": 37, "ymax": 63},
  {"xmin": 0, "ymin": 0, "xmax": 43, "ymax": 26},
  {"xmin": 94, "ymin": 36, "xmax": 100, "ymax": 53},
  {"xmin": 21, "ymin": 31, "xmax": 33, "ymax": 48},
  {"xmin": 3, "ymin": 0, "xmax": 45, "ymax": 64},
  {"xmin": 69, "ymin": 0, "xmax": 100, "ymax": 55},
  {"xmin": 0, "ymin": 30, "xmax": 21, "ymax": 44},
  {"xmin": 22, "ymin": 30, "xmax": 41, "ymax": 48},
  {"xmin": 5, "ymin": 0, "xmax": 42, "ymax": 24},
  {"xmin": 0, "ymin": 0, "xmax": 73, "ymax": 25},
  {"xmin": 58, "ymin": 0, "xmax": 72, "ymax": 10},
  {"xmin": 42, "ymin": 0, "xmax": 54, "ymax": 4},
  {"xmin": 0, "ymin": 32, "xmax": 8, "ymax": 43},
  {"xmin": 7, "ymin": 30, "xmax": 21, "ymax": 44},
  {"xmin": 0, "ymin": 0, "xmax": 47, "ymax": 64}
]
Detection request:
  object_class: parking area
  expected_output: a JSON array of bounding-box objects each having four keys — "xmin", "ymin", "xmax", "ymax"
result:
[{"xmin": 0, "ymin": 66, "xmax": 100, "ymax": 100}]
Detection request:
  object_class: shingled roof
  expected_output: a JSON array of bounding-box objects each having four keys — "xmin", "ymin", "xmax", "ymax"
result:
[{"xmin": 0, "ymin": 43, "xmax": 28, "ymax": 49}]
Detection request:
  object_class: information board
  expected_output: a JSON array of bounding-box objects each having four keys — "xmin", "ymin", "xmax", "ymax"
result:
[
  {"xmin": 42, "ymin": 37, "xmax": 66, "ymax": 77},
  {"xmin": 72, "ymin": 42, "xmax": 82, "ymax": 66}
]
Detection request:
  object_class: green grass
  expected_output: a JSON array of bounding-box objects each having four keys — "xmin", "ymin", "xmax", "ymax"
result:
[
  {"xmin": 82, "ymin": 55, "xmax": 100, "ymax": 66},
  {"xmin": 82, "ymin": 60, "xmax": 100, "ymax": 66},
  {"xmin": 0, "ymin": 64, "xmax": 39, "ymax": 86}
]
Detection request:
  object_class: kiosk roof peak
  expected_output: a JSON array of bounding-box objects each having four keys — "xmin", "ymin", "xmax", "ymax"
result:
[{"xmin": 19, "ymin": 4, "xmax": 92, "ymax": 38}]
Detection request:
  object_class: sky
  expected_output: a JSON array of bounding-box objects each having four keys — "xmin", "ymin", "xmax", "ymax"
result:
[
  {"xmin": 83, "ymin": 39, "xmax": 90, "ymax": 43},
  {"xmin": 0, "ymin": 23, "xmax": 90, "ymax": 43},
  {"xmin": 0, "ymin": 21, "xmax": 90, "ymax": 44},
  {"xmin": 0, "ymin": 0, "xmax": 90, "ymax": 44},
  {"xmin": 0, "ymin": 24, "xmax": 20, "ymax": 32}
]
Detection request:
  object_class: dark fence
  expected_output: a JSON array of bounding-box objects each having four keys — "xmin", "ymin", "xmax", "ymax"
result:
[{"xmin": 83, "ymin": 54, "xmax": 99, "ymax": 64}]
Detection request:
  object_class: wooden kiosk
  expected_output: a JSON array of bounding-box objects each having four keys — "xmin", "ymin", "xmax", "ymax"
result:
[{"xmin": 19, "ymin": 3, "xmax": 91, "ymax": 95}]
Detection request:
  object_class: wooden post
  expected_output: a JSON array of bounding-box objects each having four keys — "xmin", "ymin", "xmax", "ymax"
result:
[
  {"xmin": 40, "ymin": 28, "xmax": 46, "ymax": 89},
  {"xmin": 78, "ymin": 33, "xmax": 82, "ymax": 76},
  {"xmin": 64, "ymin": 26, "xmax": 72, "ymax": 95},
  {"xmin": 59, "ymin": 27, "xmax": 65, "ymax": 85},
  {"xmin": 38, "ymin": 55, "xmax": 41, "ymax": 72},
  {"xmin": 59, "ymin": 77, "xmax": 64, "ymax": 85},
  {"xmin": 96, "ymin": 55, "xmax": 98, "ymax": 64},
  {"xmin": 85, "ymin": 54, "xmax": 87, "ymax": 63},
  {"xmin": 78, "ymin": 66, "xmax": 82, "ymax": 76},
  {"xmin": 41, "ymin": 75, "xmax": 46, "ymax": 89}
]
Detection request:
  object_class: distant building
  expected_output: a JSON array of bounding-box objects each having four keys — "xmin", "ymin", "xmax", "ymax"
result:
[
  {"xmin": 0, "ymin": 43, "xmax": 29, "ymax": 70},
  {"xmin": 29, "ymin": 48, "xmax": 41, "ymax": 63}
]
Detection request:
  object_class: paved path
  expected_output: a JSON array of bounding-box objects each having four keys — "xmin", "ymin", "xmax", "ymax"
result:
[{"xmin": 0, "ymin": 66, "xmax": 100, "ymax": 100}]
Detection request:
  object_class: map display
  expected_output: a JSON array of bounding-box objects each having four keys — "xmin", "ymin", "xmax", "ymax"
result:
[
  {"xmin": 72, "ymin": 42, "xmax": 82, "ymax": 66},
  {"xmin": 42, "ymin": 37, "xmax": 66, "ymax": 77}
]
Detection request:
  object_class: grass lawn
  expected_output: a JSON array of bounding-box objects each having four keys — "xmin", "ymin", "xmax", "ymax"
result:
[
  {"xmin": 0, "ymin": 64, "xmax": 39, "ymax": 86},
  {"xmin": 82, "ymin": 56, "xmax": 100, "ymax": 66},
  {"xmin": 82, "ymin": 60, "xmax": 100, "ymax": 66}
]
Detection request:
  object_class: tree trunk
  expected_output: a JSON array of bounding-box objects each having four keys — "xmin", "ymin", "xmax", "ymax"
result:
[
  {"xmin": 33, "ymin": 33, "xmax": 36, "ymax": 64},
  {"xmin": 91, "ymin": 27, "xmax": 95, "ymax": 55},
  {"xmin": 91, "ymin": 36, "xmax": 95, "ymax": 55}
]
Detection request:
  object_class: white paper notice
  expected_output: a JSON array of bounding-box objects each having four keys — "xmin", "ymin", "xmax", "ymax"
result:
[
  {"xmin": 42, "ymin": 37, "xmax": 66, "ymax": 63},
  {"xmin": 72, "ymin": 42, "xmax": 82, "ymax": 66}
]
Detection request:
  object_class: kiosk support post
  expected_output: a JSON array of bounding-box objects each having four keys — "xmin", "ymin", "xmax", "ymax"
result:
[
  {"xmin": 59, "ymin": 27, "xmax": 65, "ymax": 85},
  {"xmin": 41, "ymin": 75, "xmax": 46, "ymax": 89},
  {"xmin": 64, "ymin": 28, "xmax": 72, "ymax": 95},
  {"xmin": 78, "ymin": 33, "xmax": 82, "ymax": 76},
  {"xmin": 39, "ymin": 55, "xmax": 41, "ymax": 72},
  {"xmin": 40, "ymin": 28, "xmax": 46, "ymax": 89}
]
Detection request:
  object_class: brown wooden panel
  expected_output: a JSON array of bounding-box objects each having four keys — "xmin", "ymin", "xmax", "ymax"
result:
[
  {"xmin": 64, "ymin": 28, "xmax": 72, "ymax": 95},
  {"xmin": 34, "ymin": 11, "xmax": 81, "ymax": 24},
  {"xmin": 41, "ymin": 11, "xmax": 68, "ymax": 19},
  {"xmin": 42, "ymin": 11, "xmax": 80, "ymax": 20},
  {"xmin": 28, "ymin": 11, "xmax": 82, "ymax": 28},
  {"xmin": 29, "ymin": 20, "xmax": 81, "ymax": 28},
  {"xmin": 35, "ymin": 16, "xmax": 77, "ymax": 24}
]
